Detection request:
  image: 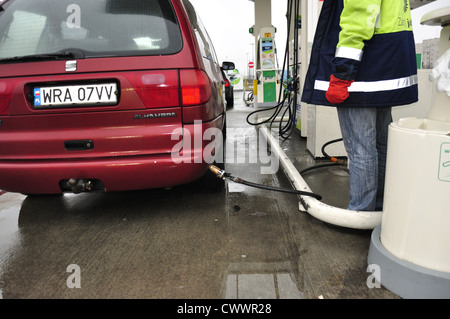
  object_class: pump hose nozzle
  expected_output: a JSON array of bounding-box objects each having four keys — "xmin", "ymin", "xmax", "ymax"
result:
[
  {"xmin": 208, "ymin": 165, "xmax": 322, "ymax": 200},
  {"xmin": 208, "ymin": 164, "xmax": 227, "ymax": 179}
]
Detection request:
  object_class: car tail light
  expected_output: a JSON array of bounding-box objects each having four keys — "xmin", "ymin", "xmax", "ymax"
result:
[
  {"xmin": 180, "ymin": 69, "xmax": 211, "ymax": 106},
  {"xmin": 134, "ymin": 70, "xmax": 179, "ymax": 108},
  {"xmin": 0, "ymin": 81, "xmax": 13, "ymax": 116},
  {"xmin": 224, "ymin": 79, "xmax": 230, "ymax": 87}
]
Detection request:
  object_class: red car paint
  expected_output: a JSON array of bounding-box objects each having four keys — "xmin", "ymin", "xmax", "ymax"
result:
[{"xmin": 0, "ymin": 0, "xmax": 228, "ymax": 194}]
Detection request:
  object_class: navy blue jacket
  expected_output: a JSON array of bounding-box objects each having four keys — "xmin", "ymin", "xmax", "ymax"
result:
[{"xmin": 301, "ymin": 0, "xmax": 418, "ymax": 108}]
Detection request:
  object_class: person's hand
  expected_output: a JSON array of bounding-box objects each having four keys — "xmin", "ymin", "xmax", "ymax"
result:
[
  {"xmin": 326, "ymin": 75, "xmax": 354, "ymax": 104},
  {"xmin": 429, "ymin": 48, "xmax": 450, "ymax": 97}
]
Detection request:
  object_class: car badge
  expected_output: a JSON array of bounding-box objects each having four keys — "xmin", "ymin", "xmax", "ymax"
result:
[{"xmin": 66, "ymin": 60, "xmax": 77, "ymax": 72}]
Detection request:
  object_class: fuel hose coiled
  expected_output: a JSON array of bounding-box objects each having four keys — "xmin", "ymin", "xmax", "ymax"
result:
[{"xmin": 208, "ymin": 165, "xmax": 322, "ymax": 200}]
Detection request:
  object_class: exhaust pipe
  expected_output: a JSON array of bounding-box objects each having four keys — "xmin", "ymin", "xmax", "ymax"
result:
[{"xmin": 67, "ymin": 178, "xmax": 93, "ymax": 194}]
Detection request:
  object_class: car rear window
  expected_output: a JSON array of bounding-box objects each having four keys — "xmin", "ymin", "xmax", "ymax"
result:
[{"xmin": 0, "ymin": 0, "xmax": 182, "ymax": 60}]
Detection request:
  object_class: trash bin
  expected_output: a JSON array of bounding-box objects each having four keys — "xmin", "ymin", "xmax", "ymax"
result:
[
  {"xmin": 381, "ymin": 118, "xmax": 450, "ymax": 274},
  {"xmin": 368, "ymin": 117, "xmax": 450, "ymax": 299}
]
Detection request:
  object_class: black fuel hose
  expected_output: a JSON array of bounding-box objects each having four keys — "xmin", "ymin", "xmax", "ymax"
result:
[
  {"xmin": 321, "ymin": 138, "xmax": 347, "ymax": 166},
  {"xmin": 209, "ymin": 165, "xmax": 322, "ymax": 200},
  {"xmin": 229, "ymin": 176, "xmax": 322, "ymax": 200}
]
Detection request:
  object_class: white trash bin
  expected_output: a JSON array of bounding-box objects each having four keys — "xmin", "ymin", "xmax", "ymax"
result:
[
  {"xmin": 368, "ymin": 117, "xmax": 450, "ymax": 299},
  {"xmin": 382, "ymin": 118, "xmax": 450, "ymax": 273}
]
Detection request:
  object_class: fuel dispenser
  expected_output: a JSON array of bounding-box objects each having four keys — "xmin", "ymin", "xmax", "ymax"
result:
[{"xmin": 255, "ymin": 27, "xmax": 280, "ymax": 105}]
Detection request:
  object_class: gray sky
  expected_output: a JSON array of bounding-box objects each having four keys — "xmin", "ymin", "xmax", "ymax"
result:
[
  {"xmin": 189, "ymin": 0, "xmax": 445, "ymax": 76},
  {"xmin": 189, "ymin": 0, "xmax": 286, "ymax": 75}
]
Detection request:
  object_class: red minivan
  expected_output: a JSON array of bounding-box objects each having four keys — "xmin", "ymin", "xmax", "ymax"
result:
[{"xmin": 0, "ymin": 0, "xmax": 233, "ymax": 194}]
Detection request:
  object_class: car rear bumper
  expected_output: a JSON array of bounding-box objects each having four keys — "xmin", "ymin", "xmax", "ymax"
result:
[
  {"xmin": 0, "ymin": 118, "xmax": 224, "ymax": 194},
  {"xmin": 0, "ymin": 153, "xmax": 208, "ymax": 194}
]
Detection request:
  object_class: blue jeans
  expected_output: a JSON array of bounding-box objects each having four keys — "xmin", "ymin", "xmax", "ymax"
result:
[{"xmin": 336, "ymin": 107, "xmax": 392, "ymax": 211}]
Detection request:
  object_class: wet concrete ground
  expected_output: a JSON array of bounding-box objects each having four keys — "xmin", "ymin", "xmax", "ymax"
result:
[{"xmin": 0, "ymin": 91, "xmax": 399, "ymax": 299}]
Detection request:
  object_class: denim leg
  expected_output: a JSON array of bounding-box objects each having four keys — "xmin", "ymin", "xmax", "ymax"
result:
[
  {"xmin": 375, "ymin": 107, "xmax": 393, "ymax": 210},
  {"xmin": 337, "ymin": 107, "xmax": 391, "ymax": 211}
]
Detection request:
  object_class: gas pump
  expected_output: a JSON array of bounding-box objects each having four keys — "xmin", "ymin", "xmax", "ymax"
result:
[{"xmin": 255, "ymin": 27, "xmax": 280, "ymax": 105}]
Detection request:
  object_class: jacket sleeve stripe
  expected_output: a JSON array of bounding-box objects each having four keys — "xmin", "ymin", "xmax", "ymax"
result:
[{"xmin": 335, "ymin": 46, "xmax": 364, "ymax": 61}]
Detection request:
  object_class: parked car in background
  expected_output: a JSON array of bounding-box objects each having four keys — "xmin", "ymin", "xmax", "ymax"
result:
[
  {"xmin": 221, "ymin": 69, "xmax": 234, "ymax": 108},
  {"xmin": 0, "ymin": 0, "xmax": 233, "ymax": 194}
]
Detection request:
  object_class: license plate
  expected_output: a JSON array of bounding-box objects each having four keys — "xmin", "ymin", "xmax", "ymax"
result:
[{"xmin": 34, "ymin": 83, "xmax": 117, "ymax": 108}]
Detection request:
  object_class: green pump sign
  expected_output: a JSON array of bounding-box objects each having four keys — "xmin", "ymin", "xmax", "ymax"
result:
[{"xmin": 230, "ymin": 69, "xmax": 241, "ymax": 86}]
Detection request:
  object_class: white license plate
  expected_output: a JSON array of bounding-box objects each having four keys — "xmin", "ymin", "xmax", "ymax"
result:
[{"xmin": 34, "ymin": 83, "xmax": 117, "ymax": 107}]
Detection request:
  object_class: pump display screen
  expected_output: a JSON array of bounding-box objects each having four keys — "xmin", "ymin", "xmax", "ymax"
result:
[
  {"xmin": 261, "ymin": 38, "xmax": 275, "ymax": 70},
  {"xmin": 262, "ymin": 40, "xmax": 273, "ymax": 53}
]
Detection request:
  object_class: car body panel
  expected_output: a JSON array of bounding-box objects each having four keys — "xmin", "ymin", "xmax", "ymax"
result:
[
  {"xmin": 0, "ymin": 0, "xmax": 226, "ymax": 194},
  {"xmin": 0, "ymin": 117, "xmax": 222, "ymax": 194}
]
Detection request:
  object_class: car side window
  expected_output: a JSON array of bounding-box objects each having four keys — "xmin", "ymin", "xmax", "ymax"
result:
[{"xmin": 182, "ymin": 0, "xmax": 218, "ymax": 64}]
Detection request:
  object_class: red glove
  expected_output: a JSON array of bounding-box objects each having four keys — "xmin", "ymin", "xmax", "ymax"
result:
[{"xmin": 326, "ymin": 75, "xmax": 353, "ymax": 104}]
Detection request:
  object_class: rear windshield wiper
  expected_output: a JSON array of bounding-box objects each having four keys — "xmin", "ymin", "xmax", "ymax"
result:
[{"xmin": 0, "ymin": 49, "xmax": 84, "ymax": 64}]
